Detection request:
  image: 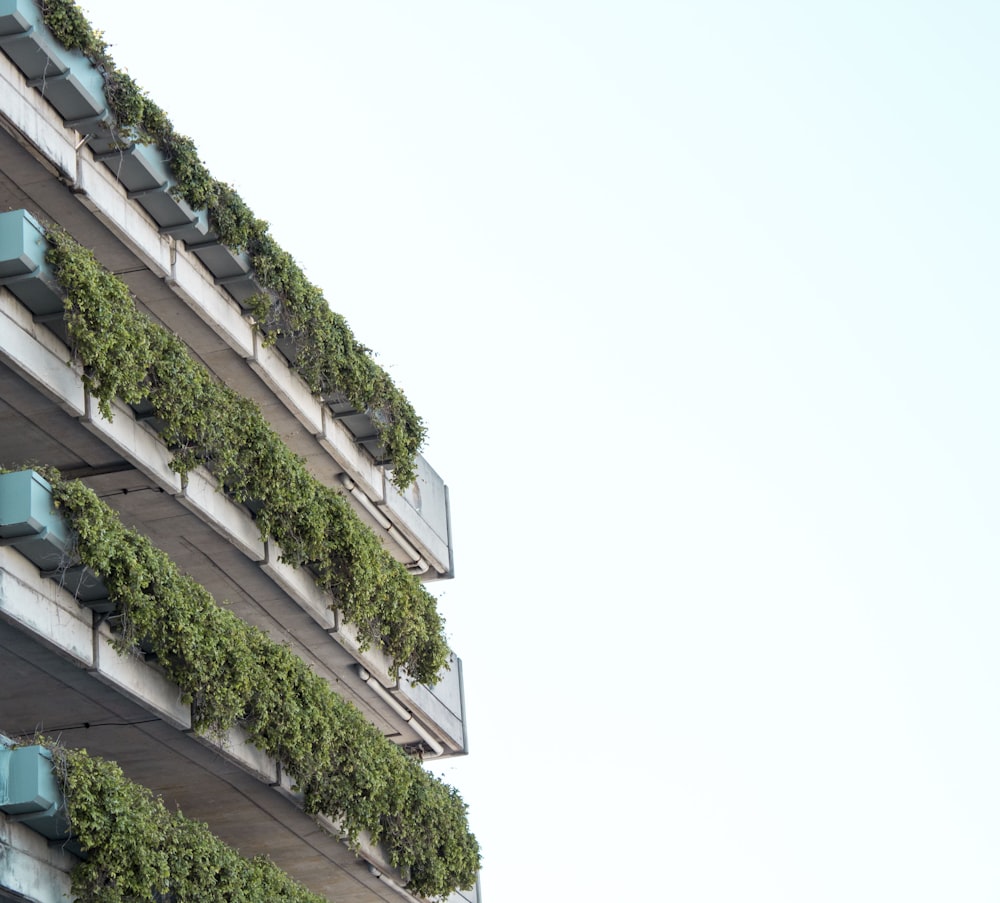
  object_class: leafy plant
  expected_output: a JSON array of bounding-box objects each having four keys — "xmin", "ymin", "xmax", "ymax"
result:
[
  {"xmin": 47, "ymin": 474, "xmax": 480, "ymax": 898},
  {"xmin": 44, "ymin": 227, "xmax": 449, "ymax": 685},
  {"xmin": 40, "ymin": 0, "xmax": 425, "ymax": 487},
  {"xmin": 49, "ymin": 743, "xmax": 330, "ymax": 903},
  {"xmin": 40, "ymin": 0, "xmax": 106, "ymax": 58}
]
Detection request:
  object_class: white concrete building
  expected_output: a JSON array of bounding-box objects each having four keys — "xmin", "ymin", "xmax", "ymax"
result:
[{"xmin": 0, "ymin": 1, "xmax": 478, "ymax": 900}]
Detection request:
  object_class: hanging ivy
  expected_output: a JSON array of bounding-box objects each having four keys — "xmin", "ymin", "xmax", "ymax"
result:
[
  {"xmin": 45, "ymin": 473, "xmax": 480, "ymax": 899},
  {"xmin": 47, "ymin": 742, "xmax": 334, "ymax": 903},
  {"xmin": 44, "ymin": 226, "xmax": 449, "ymax": 686},
  {"xmin": 41, "ymin": 0, "xmax": 425, "ymax": 489}
]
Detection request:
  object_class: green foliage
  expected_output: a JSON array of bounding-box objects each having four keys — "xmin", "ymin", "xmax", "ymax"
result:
[
  {"xmin": 45, "ymin": 228, "xmax": 152, "ymax": 419},
  {"xmin": 45, "ymin": 228, "xmax": 449, "ymax": 685},
  {"xmin": 48, "ymin": 475, "xmax": 480, "ymax": 898},
  {"xmin": 101, "ymin": 69, "xmax": 147, "ymax": 134},
  {"xmin": 40, "ymin": 0, "xmax": 425, "ymax": 487},
  {"xmin": 51, "ymin": 744, "xmax": 328, "ymax": 903},
  {"xmin": 40, "ymin": 0, "xmax": 106, "ymax": 58}
]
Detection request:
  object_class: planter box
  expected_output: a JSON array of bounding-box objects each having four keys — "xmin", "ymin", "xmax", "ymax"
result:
[
  {"xmin": 0, "ymin": 209, "xmax": 64, "ymax": 317},
  {"xmin": 0, "ymin": 469, "xmax": 68, "ymax": 546},
  {"xmin": 129, "ymin": 397, "xmax": 169, "ymax": 436},
  {"xmin": 325, "ymin": 400, "xmax": 389, "ymax": 463},
  {"xmin": 0, "ymin": 0, "xmax": 107, "ymax": 128},
  {"xmin": 189, "ymin": 240, "xmax": 256, "ymax": 295},
  {"xmin": 0, "ymin": 745, "xmax": 70, "ymax": 841},
  {"xmin": 92, "ymin": 142, "xmax": 211, "ymax": 243},
  {"xmin": 107, "ymin": 142, "xmax": 210, "ymax": 243},
  {"xmin": 0, "ymin": 469, "xmax": 111, "ymax": 612}
]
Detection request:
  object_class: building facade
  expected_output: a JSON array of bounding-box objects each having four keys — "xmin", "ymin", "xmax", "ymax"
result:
[{"xmin": 0, "ymin": 1, "xmax": 478, "ymax": 900}]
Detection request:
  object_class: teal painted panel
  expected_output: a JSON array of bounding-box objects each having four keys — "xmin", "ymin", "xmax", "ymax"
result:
[
  {"xmin": 0, "ymin": 746, "xmax": 58, "ymax": 815},
  {"xmin": 127, "ymin": 144, "xmax": 211, "ymax": 241},
  {"xmin": 0, "ymin": 469, "xmax": 73, "ymax": 574},
  {"xmin": 0, "ymin": 4, "xmax": 207, "ymax": 243},
  {"xmin": 0, "ymin": 470, "xmax": 110, "ymax": 609},
  {"xmin": 0, "ymin": 0, "xmax": 32, "ymax": 39},
  {"xmin": 0, "ymin": 208, "xmax": 47, "ymax": 278},
  {"xmin": 0, "ymin": 746, "xmax": 70, "ymax": 840},
  {"xmin": 0, "ymin": 469, "xmax": 66, "ymax": 543},
  {"xmin": 0, "ymin": 0, "xmax": 106, "ymax": 124},
  {"xmin": 52, "ymin": 563, "xmax": 112, "ymax": 611},
  {"xmin": 0, "ymin": 209, "xmax": 64, "ymax": 316}
]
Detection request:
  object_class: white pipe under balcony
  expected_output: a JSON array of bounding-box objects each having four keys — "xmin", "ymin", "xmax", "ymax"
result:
[{"xmin": 357, "ymin": 666, "xmax": 444, "ymax": 759}]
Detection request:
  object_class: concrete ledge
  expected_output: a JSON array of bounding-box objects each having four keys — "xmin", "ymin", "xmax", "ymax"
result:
[
  {"xmin": 169, "ymin": 250, "xmax": 256, "ymax": 360},
  {"xmin": 0, "ymin": 813, "xmax": 75, "ymax": 903},
  {"xmin": 382, "ymin": 455, "xmax": 452, "ymax": 573},
  {"xmin": 0, "ymin": 293, "xmax": 86, "ymax": 417},
  {"xmin": 0, "ymin": 546, "xmax": 92, "ymax": 666},
  {"xmin": 177, "ymin": 466, "xmax": 266, "ymax": 564},
  {"xmin": 250, "ymin": 336, "xmax": 324, "ymax": 436},
  {"xmin": 79, "ymin": 395, "xmax": 183, "ymax": 494},
  {"xmin": 332, "ymin": 618, "xmax": 397, "ymax": 690},
  {"xmin": 92, "ymin": 622, "xmax": 191, "ymax": 731},
  {"xmin": 274, "ymin": 766, "xmax": 405, "ymax": 883},
  {"xmin": 0, "ymin": 52, "xmax": 75, "ymax": 182},
  {"xmin": 193, "ymin": 722, "xmax": 279, "ymax": 787},
  {"xmin": 74, "ymin": 152, "xmax": 170, "ymax": 274},
  {"xmin": 319, "ymin": 405, "xmax": 383, "ymax": 497},
  {"xmin": 397, "ymin": 658, "xmax": 466, "ymax": 753},
  {"xmin": 260, "ymin": 542, "xmax": 337, "ymax": 632},
  {"xmin": 280, "ymin": 767, "xmax": 404, "ymax": 886},
  {"xmin": 260, "ymin": 543, "xmax": 396, "ymax": 687}
]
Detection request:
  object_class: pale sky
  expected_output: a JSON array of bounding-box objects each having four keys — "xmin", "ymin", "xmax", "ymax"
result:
[{"xmin": 71, "ymin": 2, "xmax": 1000, "ymax": 900}]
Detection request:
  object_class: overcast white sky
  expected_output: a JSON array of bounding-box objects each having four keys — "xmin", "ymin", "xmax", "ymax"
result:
[{"xmin": 72, "ymin": 2, "xmax": 1000, "ymax": 900}]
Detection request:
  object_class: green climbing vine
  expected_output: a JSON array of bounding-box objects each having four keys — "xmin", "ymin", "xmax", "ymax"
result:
[
  {"xmin": 45, "ymin": 226, "xmax": 449, "ymax": 686},
  {"xmin": 40, "ymin": 0, "xmax": 425, "ymax": 489},
  {"xmin": 46, "ymin": 743, "xmax": 328, "ymax": 903},
  {"xmin": 43, "ymin": 473, "xmax": 480, "ymax": 899}
]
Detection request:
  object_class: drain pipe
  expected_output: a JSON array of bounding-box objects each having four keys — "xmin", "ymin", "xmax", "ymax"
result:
[
  {"xmin": 357, "ymin": 666, "xmax": 444, "ymax": 759},
  {"xmin": 339, "ymin": 474, "xmax": 429, "ymax": 574},
  {"xmin": 367, "ymin": 865, "xmax": 423, "ymax": 903}
]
